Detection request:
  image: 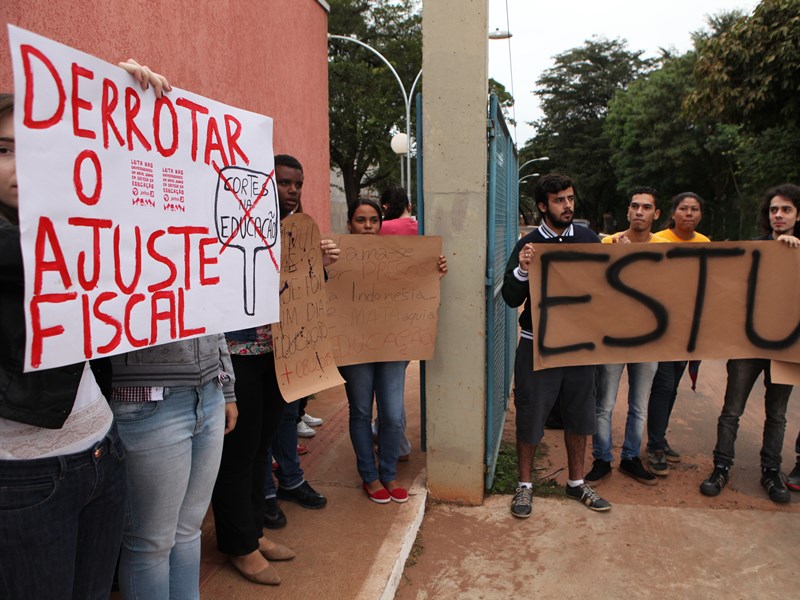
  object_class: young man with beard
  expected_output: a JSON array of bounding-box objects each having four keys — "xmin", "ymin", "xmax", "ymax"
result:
[
  {"xmin": 502, "ymin": 173, "xmax": 610, "ymax": 518},
  {"xmin": 585, "ymin": 187, "xmax": 667, "ymax": 487},
  {"xmin": 700, "ymin": 183, "xmax": 800, "ymax": 503}
]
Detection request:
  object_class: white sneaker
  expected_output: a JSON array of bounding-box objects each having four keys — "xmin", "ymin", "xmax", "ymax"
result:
[
  {"xmin": 301, "ymin": 413, "xmax": 324, "ymax": 427},
  {"xmin": 297, "ymin": 421, "xmax": 316, "ymax": 438}
]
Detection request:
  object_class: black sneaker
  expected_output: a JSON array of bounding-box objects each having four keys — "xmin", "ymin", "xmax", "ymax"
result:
[
  {"xmin": 761, "ymin": 469, "xmax": 791, "ymax": 504},
  {"xmin": 699, "ymin": 465, "xmax": 729, "ymax": 497},
  {"xmin": 277, "ymin": 481, "xmax": 327, "ymax": 509},
  {"xmin": 647, "ymin": 450, "xmax": 669, "ymax": 476},
  {"xmin": 663, "ymin": 440, "xmax": 681, "ymax": 463},
  {"xmin": 510, "ymin": 486, "xmax": 533, "ymax": 519},
  {"xmin": 263, "ymin": 497, "xmax": 287, "ymax": 529},
  {"xmin": 584, "ymin": 459, "xmax": 612, "ymax": 484},
  {"xmin": 787, "ymin": 462, "xmax": 800, "ymax": 492},
  {"xmin": 619, "ymin": 457, "xmax": 657, "ymax": 486},
  {"xmin": 565, "ymin": 482, "xmax": 611, "ymax": 512}
]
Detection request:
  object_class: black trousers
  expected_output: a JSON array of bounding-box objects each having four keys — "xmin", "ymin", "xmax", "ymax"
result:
[{"xmin": 212, "ymin": 353, "xmax": 286, "ymax": 556}]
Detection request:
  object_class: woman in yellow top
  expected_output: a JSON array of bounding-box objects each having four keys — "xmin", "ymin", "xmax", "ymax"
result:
[
  {"xmin": 647, "ymin": 191, "xmax": 709, "ymax": 476},
  {"xmin": 653, "ymin": 192, "xmax": 710, "ymax": 242}
]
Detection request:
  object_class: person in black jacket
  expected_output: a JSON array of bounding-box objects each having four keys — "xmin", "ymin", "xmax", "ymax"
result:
[
  {"xmin": 700, "ymin": 184, "xmax": 800, "ymax": 503},
  {"xmin": 0, "ymin": 91, "xmax": 126, "ymax": 599},
  {"xmin": 502, "ymin": 173, "xmax": 611, "ymax": 519}
]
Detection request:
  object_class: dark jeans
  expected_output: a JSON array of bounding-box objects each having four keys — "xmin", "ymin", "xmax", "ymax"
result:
[
  {"xmin": 264, "ymin": 399, "xmax": 304, "ymax": 497},
  {"xmin": 646, "ymin": 360, "xmax": 687, "ymax": 453},
  {"xmin": 713, "ymin": 358, "xmax": 792, "ymax": 470},
  {"xmin": 0, "ymin": 424, "xmax": 126, "ymax": 600},
  {"xmin": 212, "ymin": 353, "xmax": 285, "ymax": 556}
]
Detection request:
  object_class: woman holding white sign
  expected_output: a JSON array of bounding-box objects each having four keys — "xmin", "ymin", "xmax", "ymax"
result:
[
  {"xmin": 340, "ymin": 199, "xmax": 447, "ymax": 504},
  {"xmin": 0, "ymin": 92, "xmax": 122, "ymax": 599}
]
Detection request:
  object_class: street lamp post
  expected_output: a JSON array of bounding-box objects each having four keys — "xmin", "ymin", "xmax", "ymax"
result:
[
  {"xmin": 518, "ymin": 173, "xmax": 539, "ymax": 185},
  {"xmin": 518, "ymin": 156, "xmax": 549, "ymax": 176},
  {"xmin": 328, "ymin": 34, "xmax": 421, "ymax": 198}
]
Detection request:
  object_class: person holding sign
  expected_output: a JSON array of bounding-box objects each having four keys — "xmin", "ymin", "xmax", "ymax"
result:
[
  {"xmin": 646, "ymin": 192, "xmax": 710, "ymax": 476},
  {"xmin": 503, "ymin": 173, "xmax": 611, "ymax": 519},
  {"xmin": 212, "ymin": 154, "xmax": 339, "ymax": 585},
  {"xmin": 97, "ymin": 62, "xmax": 243, "ymax": 600},
  {"xmin": 699, "ymin": 184, "xmax": 800, "ymax": 503},
  {"xmin": 0, "ymin": 91, "xmax": 127, "ymax": 600},
  {"xmin": 339, "ymin": 199, "xmax": 447, "ymax": 504},
  {"xmin": 585, "ymin": 187, "xmax": 667, "ymax": 487}
]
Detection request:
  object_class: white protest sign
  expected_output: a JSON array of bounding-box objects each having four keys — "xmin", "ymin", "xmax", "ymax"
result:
[{"xmin": 9, "ymin": 26, "xmax": 281, "ymax": 370}]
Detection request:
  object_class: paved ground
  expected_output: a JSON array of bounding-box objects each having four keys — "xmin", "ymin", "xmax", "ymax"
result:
[
  {"xmin": 396, "ymin": 360, "xmax": 800, "ymax": 600},
  {"xmin": 174, "ymin": 358, "xmax": 799, "ymax": 599}
]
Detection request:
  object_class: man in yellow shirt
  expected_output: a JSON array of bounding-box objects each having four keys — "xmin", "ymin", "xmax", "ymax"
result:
[{"xmin": 587, "ymin": 188, "xmax": 667, "ymax": 486}]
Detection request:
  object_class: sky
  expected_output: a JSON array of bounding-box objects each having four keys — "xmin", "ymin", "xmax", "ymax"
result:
[{"xmin": 488, "ymin": 0, "xmax": 760, "ymax": 146}]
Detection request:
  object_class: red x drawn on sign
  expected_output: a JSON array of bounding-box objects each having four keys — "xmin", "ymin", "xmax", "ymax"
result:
[{"xmin": 213, "ymin": 162, "xmax": 279, "ymax": 271}]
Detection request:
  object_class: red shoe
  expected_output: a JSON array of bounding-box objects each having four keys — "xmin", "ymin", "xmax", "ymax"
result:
[
  {"xmin": 362, "ymin": 483, "xmax": 391, "ymax": 504},
  {"xmin": 384, "ymin": 484, "xmax": 409, "ymax": 503},
  {"xmin": 296, "ymin": 444, "xmax": 309, "ymax": 455}
]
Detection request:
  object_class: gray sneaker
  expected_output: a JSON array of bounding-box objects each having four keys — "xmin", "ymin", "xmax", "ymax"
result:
[
  {"xmin": 565, "ymin": 482, "xmax": 611, "ymax": 512},
  {"xmin": 511, "ymin": 486, "xmax": 533, "ymax": 519},
  {"xmin": 663, "ymin": 440, "xmax": 681, "ymax": 463},
  {"xmin": 647, "ymin": 450, "xmax": 669, "ymax": 476}
]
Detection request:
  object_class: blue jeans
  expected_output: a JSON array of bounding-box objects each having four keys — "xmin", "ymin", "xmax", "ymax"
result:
[
  {"xmin": 265, "ymin": 399, "xmax": 305, "ymax": 496},
  {"xmin": 112, "ymin": 381, "xmax": 225, "ymax": 600},
  {"xmin": 0, "ymin": 424, "xmax": 126, "ymax": 600},
  {"xmin": 713, "ymin": 359, "xmax": 792, "ymax": 470},
  {"xmin": 646, "ymin": 361, "xmax": 687, "ymax": 453},
  {"xmin": 340, "ymin": 361, "xmax": 406, "ymax": 483},
  {"xmin": 593, "ymin": 362, "xmax": 658, "ymax": 462}
]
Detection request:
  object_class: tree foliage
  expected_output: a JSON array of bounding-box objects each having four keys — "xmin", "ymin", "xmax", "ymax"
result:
[
  {"xmin": 535, "ymin": 4, "xmax": 800, "ymax": 241},
  {"xmin": 530, "ymin": 38, "xmax": 651, "ymax": 227},
  {"xmin": 604, "ymin": 52, "xmax": 744, "ymax": 239},
  {"xmin": 328, "ymin": 0, "xmax": 421, "ymax": 205},
  {"xmin": 686, "ymin": 0, "xmax": 800, "ymax": 131}
]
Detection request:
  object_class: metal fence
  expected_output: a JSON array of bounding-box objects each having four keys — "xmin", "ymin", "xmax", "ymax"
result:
[{"xmin": 485, "ymin": 94, "xmax": 518, "ymax": 488}]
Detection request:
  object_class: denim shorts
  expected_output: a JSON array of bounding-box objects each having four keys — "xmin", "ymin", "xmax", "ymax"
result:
[{"xmin": 513, "ymin": 338, "xmax": 596, "ymax": 444}]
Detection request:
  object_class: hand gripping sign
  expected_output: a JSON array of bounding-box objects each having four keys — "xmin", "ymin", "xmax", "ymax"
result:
[{"xmin": 214, "ymin": 166, "xmax": 279, "ymax": 315}]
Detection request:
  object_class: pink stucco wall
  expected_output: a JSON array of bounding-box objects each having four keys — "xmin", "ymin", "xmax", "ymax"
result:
[{"xmin": 0, "ymin": 0, "xmax": 331, "ymax": 229}]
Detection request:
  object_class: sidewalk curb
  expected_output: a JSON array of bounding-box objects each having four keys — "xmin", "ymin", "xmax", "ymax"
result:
[{"xmin": 358, "ymin": 469, "xmax": 428, "ymax": 600}]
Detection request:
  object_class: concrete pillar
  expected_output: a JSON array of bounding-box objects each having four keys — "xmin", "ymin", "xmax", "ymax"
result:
[{"xmin": 422, "ymin": 0, "xmax": 488, "ymax": 505}]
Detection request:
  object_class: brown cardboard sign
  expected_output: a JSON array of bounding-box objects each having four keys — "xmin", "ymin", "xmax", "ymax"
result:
[
  {"xmin": 770, "ymin": 360, "xmax": 800, "ymax": 386},
  {"xmin": 528, "ymin": 241, "xmax": 800, "ymax": 370},
  {"xmin": 272, "ymin": 214, "xmax": 344, "ymax": 401},
  {"xmin": 325, "ymin": 234, "xmax": 443, "ymax": 366}
]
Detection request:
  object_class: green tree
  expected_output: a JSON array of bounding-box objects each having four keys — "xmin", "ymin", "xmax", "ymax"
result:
[
  {"xmin": 328, "ymin": 0, "xmax": 421, "ymax": 205},
  {"xmin": 531, "ymin": 38, "xmax": 650, "ymax": 227},
  {"xmin": 686, "ymin": 1, "xmax": 800, "ymax": 234},
  {"xmin": 687, "ymin": 0, "xmax": 800, "ymax": 130},
  {"xmin": 604, "ymin": 52, "xmax": 744, "ymax": 239},
  {"xmin": 489, "ymin": 78, "xmax": 515, "ymax": 126}
]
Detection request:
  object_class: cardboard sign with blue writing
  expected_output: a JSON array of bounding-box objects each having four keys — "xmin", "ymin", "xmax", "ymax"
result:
[{"xmin": 325, "ymin": 234, "xmax": 443, "ymax": 366}]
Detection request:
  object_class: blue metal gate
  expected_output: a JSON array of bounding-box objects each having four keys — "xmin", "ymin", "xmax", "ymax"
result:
[{"xmin": 485, "ymin": 94, "xmax": 518, "ymax": 488}]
